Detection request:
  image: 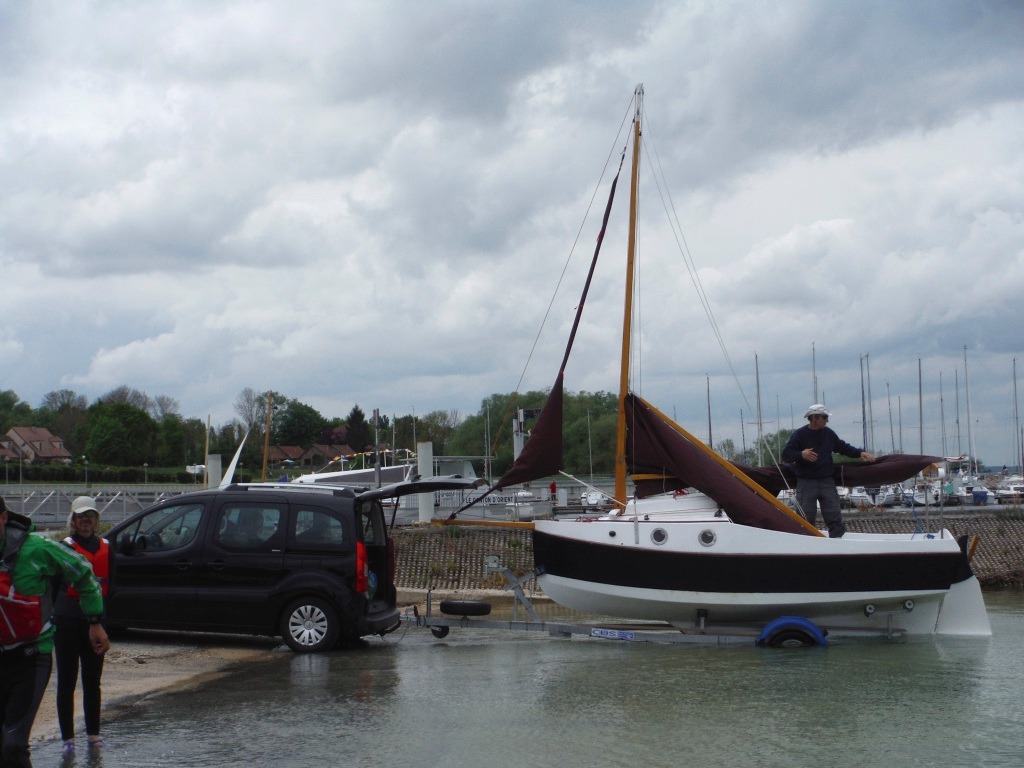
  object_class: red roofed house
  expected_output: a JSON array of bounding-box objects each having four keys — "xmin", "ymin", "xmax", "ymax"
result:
[
  {"xmin": 267, "ymin": 445, "xmax": 306, "ymax": 467},
  {"xmin": 5, "ymin": 426, "xmax": 73, "ymax": 464},
  {"xmin": 301, "ymin": 444, "xmax": 355, "ymax": 470}
]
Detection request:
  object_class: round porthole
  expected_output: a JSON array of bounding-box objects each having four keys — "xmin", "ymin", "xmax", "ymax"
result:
[
  {"xmin": 651, "ymin": 527, "xmax": 668, "ymax": 545},
  {"xmin": 698, "ymin": 529, "xmax": 717, "ymax": 547}
]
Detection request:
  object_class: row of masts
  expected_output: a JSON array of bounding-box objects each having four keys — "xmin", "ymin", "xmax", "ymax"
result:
[{"xmin": 736, "ymin": 344, "xmax": 1023, "ymax": 473}]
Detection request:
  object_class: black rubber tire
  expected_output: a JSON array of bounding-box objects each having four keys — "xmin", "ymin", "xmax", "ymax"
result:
[
  {"xmin": 438, "ymin": 599, "xmax": 491, "ymax": 617},
  {"xmin": 430, "ymin": 625, "xmax": 451, "ymax": 639},
  {"xmin": 281, "ymin": 596, "xmax": 341, "ymax": 653},
  {"xmin": 764, "ymin": 628, "xmax": 817, "ymax": 648}
]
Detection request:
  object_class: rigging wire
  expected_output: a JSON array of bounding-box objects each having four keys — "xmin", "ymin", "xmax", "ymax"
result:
[
  {"xmin": 486, "ymin": 92, "xmax": 639, "ymax": 460},
  {"xmin": 640, "ymin": 114, "xmax": 754, "ymax": 422}
]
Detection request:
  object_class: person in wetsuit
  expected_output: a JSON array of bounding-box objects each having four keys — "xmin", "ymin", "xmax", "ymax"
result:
[
  {"xmin": 54, "ymin": 496, "xmax": 115, "ymax": 755},
  {"xmin": 0, "ymin": 495, "xmax": 109, "ymax": 768}
]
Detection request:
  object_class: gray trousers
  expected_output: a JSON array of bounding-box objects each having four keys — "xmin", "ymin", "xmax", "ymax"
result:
[{"xmin": 795, "ymin": 477, "xmax": 846, "ymax": 538}]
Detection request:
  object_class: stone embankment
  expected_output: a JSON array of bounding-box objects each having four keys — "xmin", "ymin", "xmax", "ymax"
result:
[{"xmin": 392, "ymin": 508, "xmax": 1024, "ymax": 594}]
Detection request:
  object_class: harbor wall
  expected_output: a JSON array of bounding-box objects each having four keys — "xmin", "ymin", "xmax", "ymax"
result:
[{"xmin": 392, "ymin": 509, "xmax": 1024, "ymax": 594}]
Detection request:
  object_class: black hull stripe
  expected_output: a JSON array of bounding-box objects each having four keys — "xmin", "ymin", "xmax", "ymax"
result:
[{"xmin": 532, "ymin": 530, "xmax": 969, "ymax": 594}]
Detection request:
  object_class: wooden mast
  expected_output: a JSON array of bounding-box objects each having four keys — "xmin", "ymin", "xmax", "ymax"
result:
[{"xmin": 614, "ymin": 84, "xmax": 643, "ymax": 509}]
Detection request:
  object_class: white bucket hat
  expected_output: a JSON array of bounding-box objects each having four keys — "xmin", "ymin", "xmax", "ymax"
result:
[
  {"xmin": 68, "ymin": 496, "xmax": 99, "ymax": 529},
  {"xmin": 803, "ymin": 404, "xmax": 831, "ymax": 419}
]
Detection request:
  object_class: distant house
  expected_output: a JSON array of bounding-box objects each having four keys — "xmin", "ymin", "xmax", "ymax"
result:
[
  {"xmin": 300, "ymin": 444, "xmax": 355, "ymax": 470},
  {"xmin": 5, "ymin": 426, "xmax": 73, "ymax": 464},
  {"xmin": 0, "ymin": 438, "xmax": 19, "ymax": 462},
  {"xmin": 267, "ymin": 445, "xmax": 305, "ymax": 467}
]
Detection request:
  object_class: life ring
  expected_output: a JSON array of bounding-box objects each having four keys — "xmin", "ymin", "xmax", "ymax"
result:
[
  {"xmin": 755, "ymin": 616, "xmax": 828, "ymax": 648},
  {"xmin": 439, "ymin": 599, "xmax": 492, "ymax": 617}
]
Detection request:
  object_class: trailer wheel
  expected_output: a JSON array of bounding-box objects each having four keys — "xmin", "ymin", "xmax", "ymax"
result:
[
  {"xmin": 439, "ymin": 600, "xmax": 491, "ymax": 617},
  {"xmin": 430, "ymin": 626, "xmax": 451, "ymax": 639},
  {"xmin": 763, "ymin": 628, "xmax": 817, "ymax": 647},
  {"xmin": 756, "ymin": 617, "xmax": 827, "ymax": 648}
]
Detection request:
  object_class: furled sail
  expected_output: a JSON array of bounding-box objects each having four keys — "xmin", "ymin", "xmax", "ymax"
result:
[{"xmin": 736, "ymin": 454, "xmax": 942, "ymax": 496}]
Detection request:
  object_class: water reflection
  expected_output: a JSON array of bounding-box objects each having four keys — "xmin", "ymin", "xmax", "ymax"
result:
[{"xmin": 38, "ymin": 592, "xmax": 1024, "ymax": 768}]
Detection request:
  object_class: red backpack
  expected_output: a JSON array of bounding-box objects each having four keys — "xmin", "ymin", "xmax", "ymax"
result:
[{"xmin": 1, "ymin": 529, "xmax": 48, "ymax": 647}]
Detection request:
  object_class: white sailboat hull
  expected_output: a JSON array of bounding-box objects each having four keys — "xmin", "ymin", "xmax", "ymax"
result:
[{"xmin": 533, "ymin": 516, "xmax": 991, "ymax": 637}]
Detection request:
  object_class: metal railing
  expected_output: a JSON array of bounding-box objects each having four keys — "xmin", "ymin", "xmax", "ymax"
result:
[{"xmin": 0, "ymin": 486, "xmax": 195, "ymax": 530}]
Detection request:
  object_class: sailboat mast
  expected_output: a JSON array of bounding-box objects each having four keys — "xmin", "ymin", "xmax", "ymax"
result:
[
  {"xmin": 755, "ymin": 353, "xmax": 763, "ymax": 465},
  {"xmin": 614, "ymin": 84, "xmax": 643, "ymax": 508},
  {"xmin": 812, "ymin": 342, "xmax": 818, "ymax": 404},
  {"xmin": 860, "ymin": 356, "xmax": 867, "ymax": 451},
  {"xmin": 706, "ymin": 374, "xmax": 712, "ymax": 446},
  {"xmin": 1014, "ymin": 358, "xmax": 1021, "ymax": 472},
  {"xmin": 964, "ymin": 346, "xmax": 975, "ymax": 474},
  {"xmin": 939, "ymin": 372, "xmax": 947, "ymax": 458},
  {"xmin": 866, "ymin": 353, "xmax": 875, "ymax": 452}
]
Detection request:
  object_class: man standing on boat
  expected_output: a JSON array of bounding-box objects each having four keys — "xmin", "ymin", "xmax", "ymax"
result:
[{"xmin": 782, "ymin": 404, "xmax": 876, "ymax": 538}]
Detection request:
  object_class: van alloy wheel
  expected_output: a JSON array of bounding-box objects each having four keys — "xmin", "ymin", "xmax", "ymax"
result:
[{"xmin": 282, "ymin": 597, "xmax": 340, "ymax": 653}]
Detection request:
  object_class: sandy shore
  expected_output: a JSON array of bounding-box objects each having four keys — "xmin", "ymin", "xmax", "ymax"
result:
[{"xmin": 31, "ymin": 630, "xmax": 281, "ymax": 745}]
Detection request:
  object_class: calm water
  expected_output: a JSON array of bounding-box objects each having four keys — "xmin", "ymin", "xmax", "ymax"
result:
[{"xmin": 44, "ymin": 592, "xmax": 1024, "ymax": 768}]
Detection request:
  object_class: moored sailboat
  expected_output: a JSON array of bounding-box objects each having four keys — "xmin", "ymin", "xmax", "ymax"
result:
[{"xmin": 466, "ymin": 86, "xmax": 989, "ymax": 638}]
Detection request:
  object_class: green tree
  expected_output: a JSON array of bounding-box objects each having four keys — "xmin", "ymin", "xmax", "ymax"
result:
[
  {"xmin": 562, "ymin": 390, "xmax": 617, "ymax": 476},
  {"xmin": 0, "ymin": 390, "xmax": 32, "ymax": 433},
  {"xmin": 275, "ymin": 398, "xmax": 329, "ymax": 447},
  {"xmin": 417, "ymin": 409, "xmax": 462, "ymax": 455},
  {"xmin": 345, "ymin": 406, "xmax": 372, "ymax": 452},
  {"xmin": 715, "ymin": 438, "xmax": 739, "ymax": 462},
  {"xmin": 85, "ymin": 401, "xmax": 158, "ymax": 466},
  {"xmin": 155, "ymin": 413, "xmax": 186, "ymax": 466},
  {"xmin": 100, "ymin": 385, "xmax": 152, "ymax": 411},
  {"xmin": 36, "ymin": 390, "xmax": 89, "ymax": 454},
  {"xmin": 179, "ymin": 417, "xmax": 209, "ymax": 468}
]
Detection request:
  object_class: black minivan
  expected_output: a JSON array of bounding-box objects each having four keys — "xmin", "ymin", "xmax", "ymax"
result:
[{"xmin": 105, "ymin": 478, "xmax": 475, "ymax": 652}]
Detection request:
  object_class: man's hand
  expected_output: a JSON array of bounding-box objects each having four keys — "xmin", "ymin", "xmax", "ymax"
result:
[
  {"xmin": 861, "ymin": 452, "xmax": 877, "ymax": 462},
  {"xmin": 88, "ymin": 623, "xmax": 111, "ymax": 655}
]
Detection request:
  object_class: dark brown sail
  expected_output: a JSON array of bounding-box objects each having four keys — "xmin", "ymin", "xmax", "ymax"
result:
[
  {"xmin": 492, "ymin": 375, "xmax": 564, "ymax": 489},
  {"xmin": 736, "ymin": 454, "xmax": 942, "ymax": 496},
  {"xmin": 625, "ymin": 393, "xmax": 815, "ymax": 535}
]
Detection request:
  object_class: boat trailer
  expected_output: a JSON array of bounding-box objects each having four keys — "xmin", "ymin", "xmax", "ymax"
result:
[{"xmin": 399, "ymin": 557, "xmax": 903, "ymax": 647}]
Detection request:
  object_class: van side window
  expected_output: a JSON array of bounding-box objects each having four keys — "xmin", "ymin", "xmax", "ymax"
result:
[
  {"xmin": 293, "ymin": 508, "xmax": 346, "ymax": 549},
  {"xmin": 215, "ymin": 505, "xmax": 284, "ymax": 552},
  {"xmin": 123, "ymin": 503, "xmax": 205, "ymax": 552}
]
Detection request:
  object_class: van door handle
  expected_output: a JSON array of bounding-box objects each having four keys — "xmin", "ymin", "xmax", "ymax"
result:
[
  {"xmin": 174, "ymin": 560, "xmax": 193, "ymax": 571},
  {"xmin": 207, "ymin": 560, "xmax": 229, "ymax": 571}
]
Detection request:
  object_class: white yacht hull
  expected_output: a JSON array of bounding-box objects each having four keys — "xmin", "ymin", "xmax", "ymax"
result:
[{"xmin": 533, "ymin": 511, "xmax": 991, "ymax": 637}]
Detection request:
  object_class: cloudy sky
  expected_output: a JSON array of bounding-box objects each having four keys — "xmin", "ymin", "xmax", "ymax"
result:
[{"xmin": 2, "ymin": 1, "xmax": 1022, "ymax": 467}]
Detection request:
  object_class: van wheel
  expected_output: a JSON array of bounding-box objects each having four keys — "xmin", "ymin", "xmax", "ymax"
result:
[{"xmin": 282, "ymin": 597, "xmax": 340, "ymax": 653}]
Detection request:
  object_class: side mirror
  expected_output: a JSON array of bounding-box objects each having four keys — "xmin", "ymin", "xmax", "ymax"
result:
[{"xmin": 117, "ymin": 533, "xmax": 136, "ymax": 555}]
